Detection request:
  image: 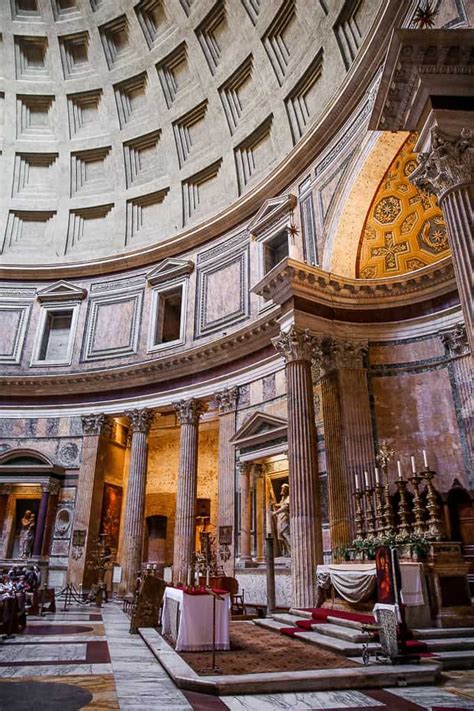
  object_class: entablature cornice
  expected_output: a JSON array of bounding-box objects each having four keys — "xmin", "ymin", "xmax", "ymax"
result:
[
  {"xmin": 0, "ymin": 310, "xmax": 281, "ymax": 397},
  {"xmin": 253, "ymin": 257, "xmax": 456, "ymax": 311},
  {"xmin": 370, "ymin": 29, "xmax": 474, "ymax": 132}
]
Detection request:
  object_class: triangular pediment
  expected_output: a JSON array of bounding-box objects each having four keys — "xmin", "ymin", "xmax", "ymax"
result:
[
  {"xmin": 36, "ymin": 280, "xmax": 87, "ymax": 302},
  {"xmin": 248, "ymin": 194, "xmax": 296, "ymax": 238},
  {"xmin": 147, "ymin": 258, "xmax": 194, "ymax": 286},
  {"xmin": 230, "ymin": 411, "xmax": 287, "ymax": 448}
]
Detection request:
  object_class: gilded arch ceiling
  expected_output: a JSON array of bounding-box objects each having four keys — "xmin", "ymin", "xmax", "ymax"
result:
[{"xmin": 356, "ymin": 134, "xmax": 450, "ymax": 279}]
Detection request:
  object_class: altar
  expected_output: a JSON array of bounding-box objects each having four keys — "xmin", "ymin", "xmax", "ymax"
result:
[{"xmin": 162, "ymin": 587, "xmax": 231, "ymax": 652}]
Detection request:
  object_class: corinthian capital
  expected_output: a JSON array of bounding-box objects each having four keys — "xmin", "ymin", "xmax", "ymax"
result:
[
  {"xmin": 272, "ymin": 326, "xmax": 318, "ymax": 363},
  {"xmin": 81, "ymin": 413, "xmax": 111, "ymax": 437},
  {"xmin": 215, "ymin": 386, "xmax": 239, "ymax": 414},
  {"xmin": 410, "ymin": 127, "xmax": 473, "ymax": 200},
  {"xmin": 440, "ymin": 324, "xmax": 469, "ymax": 358},
  {"xmin": 325, "ymin": 338, "xmax": 368, "ymax": 372},
  {"xmin": 125, "ymin": 408, "xmax": 155, "ymax": 434},
  {"xmin": 174, "ymin": 398, "xmax": 207, "ymax": 425}
]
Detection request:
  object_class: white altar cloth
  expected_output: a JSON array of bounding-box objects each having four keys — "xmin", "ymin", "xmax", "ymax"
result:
[{"xmin": 162, "ymin": 587, "xmax": 231, "ymax": 652}]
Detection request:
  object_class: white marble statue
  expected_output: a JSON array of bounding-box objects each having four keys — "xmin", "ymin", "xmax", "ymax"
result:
[
  {"xmin": 272, "ymin": 483, "xmax": 290, "ymax": 556},
  {"xmin": 19, "ymin": 510, "xmax": 35, "ymax": 559}
]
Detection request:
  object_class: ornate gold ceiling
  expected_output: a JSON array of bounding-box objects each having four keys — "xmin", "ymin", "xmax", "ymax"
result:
[{"xmin": 356, "ymin": 134, "xmax": 449, "ymax": 279}]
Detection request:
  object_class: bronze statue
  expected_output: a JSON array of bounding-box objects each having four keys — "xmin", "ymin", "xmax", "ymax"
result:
[{"xmin": 272, "ymin": 483, "xmax": 290, "ymax": 556}]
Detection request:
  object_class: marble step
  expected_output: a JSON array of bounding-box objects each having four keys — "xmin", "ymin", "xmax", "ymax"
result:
[
  {"xmin": 289, "ymin": 608, "xmax": 313, "ymax": 619},
  {"xmin": 424, "ymin": 637, "xmax": 474, "ymax": 652},
  {"xmin": 253, "ymin": 618, "xmax": 288, "ymax": 632},
  {"xmin": 433, "ymin": 649, "xmax": 474, "ymax": 670},
  {"xmin": 290, "ymin": 629, "xmax": 381, "ymax": 657},
  {"xmin": 271, "ymin": 613, "xmax": 306, "ymax": 626},
  {"xmin": 412, "ymin": 627, "xmax": 474, "ymax": 639},
  {"xmin": 314, "ymin": 623, "xmax": 371, "ymax": 643}
]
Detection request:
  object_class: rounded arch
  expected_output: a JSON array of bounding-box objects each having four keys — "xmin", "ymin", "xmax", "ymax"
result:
[{"xmin": 0, "ymin": 449, "xmax": 55, "ymax": 468}]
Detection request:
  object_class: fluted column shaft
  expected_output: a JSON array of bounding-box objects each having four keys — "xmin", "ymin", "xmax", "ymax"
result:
[
  {"xmin": 441, "ymin": 185, "xmax": 473, "ymax": 350},
  {"xmin": 215, "ymin": 387, "xmax": 239, "ymax": 574},
  {"xmin": 273, "ymin": 326, "xmax": 323, "ymax": 609},
  {"xmin": 68, "ymin": 414, "xmax": 110, "ymax": 587},
  {"xmin": 172, "ymin": 399, "xmax": 206, "ymax": 583},
  {"xmin": 121, "ymin": 409, "xmax": 154, "ymax": 594},
  {"xmin": 239, "ymin": 462, "xmax": 252, "ymax": 561},
  {"xmin": 318, "ymin": 339, "xmax": 373, "ymax": 549},
  {"xmin": 32, "ymin": 487, "xmax": 49, "ymax": 557},
  {"xmin": 441, "ymin": 325, "xmax": 473, "ymax": 482},
  {"xmin": 255, "ymin": 473, "xmax": 265, "ymax": 563},
  {"xmin": 411, "ymin": 127, "xmax": 473, "ymax": 351}
]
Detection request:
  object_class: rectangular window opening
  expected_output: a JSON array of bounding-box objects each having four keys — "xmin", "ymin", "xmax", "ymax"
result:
[
  {"xmin": 154, "ymin": 286, "xmax": 183, "ymax": 345},
  {"xmin": 264, "ymin": 231, "xmax": 288, "ymax": 274},
  {"xmin": 38, "ymin": 309, "xmax": 73, "ymax": 361}
]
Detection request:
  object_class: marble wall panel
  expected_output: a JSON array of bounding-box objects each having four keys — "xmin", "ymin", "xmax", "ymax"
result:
[
  {"xmin": 83, "ymin": 291, "xmax": 143, "ymax": 360},
  {"xmin": 370, "ymin": 337, "xmax": 444, "ymax": 365},
  {"xmin": 371, "ymin": 367, "xmax": 468, "ymax": 490},
  {"xmin": 235, "ymin": 568, "xmax": 292, "ymax": 607},
  {"xmin": 0, "ymin": 304, "xmax": 30, "ymax": 363}
]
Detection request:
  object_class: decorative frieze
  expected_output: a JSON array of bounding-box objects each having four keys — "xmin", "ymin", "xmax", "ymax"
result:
[{"xmin": 410, "ymin": 128, "xmax": 473, "ymax": 200}]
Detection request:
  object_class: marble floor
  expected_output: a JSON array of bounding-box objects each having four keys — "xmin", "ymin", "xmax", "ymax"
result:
[{"xmin": 0, "ymin": 603, "xmax": 472, "ymax": 710}]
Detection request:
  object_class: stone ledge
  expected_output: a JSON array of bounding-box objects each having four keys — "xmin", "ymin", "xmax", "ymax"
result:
[{"xmin": 139, "ymin": 627, "xmax": 441, "ymax": 695}]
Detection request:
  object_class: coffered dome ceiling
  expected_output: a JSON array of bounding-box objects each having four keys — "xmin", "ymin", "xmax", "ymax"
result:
[
  {"xmin": 0, "ymin": 0, "xmax": 384, "ymax": 265},
  {"xmin": 357, "ymin": 134, "xmax": 449, "ymax": 279}
]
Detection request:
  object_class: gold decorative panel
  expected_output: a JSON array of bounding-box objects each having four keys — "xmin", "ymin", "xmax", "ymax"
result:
[{"xmin": 357, "ymin": 134, "xmax": 449, "ymax": 279}]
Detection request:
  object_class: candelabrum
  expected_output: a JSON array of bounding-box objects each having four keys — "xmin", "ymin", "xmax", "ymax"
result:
[
  {"xmin": 376, "ymin": 441, "xmax": 395, "ymax": 535},
  {"xmin": 409, "ymin": 473, "xmax": 426, "ymax": 535},
  {"xmin": 374, "ymin": 484, "xmax": 386, "ymax": 536},
  {"xmin": 422, "ymin": 467, "xmax": 443, "ymax": 540},
  {"xmin": 364, "ymin": 487, "xmax": 377, "ymax": 540},
  {"xmin": 395, "ymin": 479, "xmax": 411, "ymax": 539},
  {"xmin": 354, "ymin": 490, "xmax": 366, "ymax": 540}
]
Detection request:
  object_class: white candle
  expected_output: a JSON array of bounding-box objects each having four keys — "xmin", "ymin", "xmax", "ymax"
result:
[
  {"xmin": 205, "ymin": 568, "xmax": 210, "ymax": 587},
  {"xmin": 364, "ymin": 471, "xmax": 370, "ymax": 488},
  {"xmin": 411, "ymin": 455, "xmax": 416, "ymax": 474},
  {"xmin": 422, "ymin": 449, "xmax": 428, "ymax": 469},
  {"xmin": 374, "ymin": 467, "xmax": 380, "ymax": 485},
  {"xmin": 355, "ymin": 473, "xmax": 360, "ymax": 490},
  {"xmin": 397, "ymin": 460, "xmax": 402, "ymax": 479},
  {"xmin": 186, "ymin": 567, "xmax": 191, "ymax": 586}
]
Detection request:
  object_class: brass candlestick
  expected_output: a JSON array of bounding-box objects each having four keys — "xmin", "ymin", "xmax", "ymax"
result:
[
  {"xmin": 422, "ymin": 468, "xmax": 443, "ymax": 540},
  {"xmin": 395, "ymin": 479, "xmax": 411, "ymax": 539},
  {"xmin": 364, "ymin": 487, "xmax": 376, "ymax": 540},
  {"xmin": 354, "ymin": 490, "xmax": 366, "ymax": 540},
  {"xmin": 409, "ymin": 473, "xmax": 426, "ymax": 535},
  {"xmin": 374, "ymin": 484, "xmax": 386, "ymax": 536},
  {"xmin": 376, "ymin": 441, "xmax": 395, "ymax": 535}
]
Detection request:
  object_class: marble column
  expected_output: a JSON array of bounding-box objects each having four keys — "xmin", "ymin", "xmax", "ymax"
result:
[
  {"xmin": 32, "ymin": 485, "xmax": 50, "ymax": 557},
  {"xmin": 316, "ymin": 338, "xmax": 373, "ymax": 549},
  {"xmin": 411, "ymin": 126, "xmax": 473, "ymax": 351},
  {"xmin": 441, "ymin": 324, "xmax": 473, "ymax": 482},
  {"xmin": 272, "ymin": 326, "xmax": 323, "ymax": 609},
  {"xmin": 215, "ymin": 387, "xmax": 239, "ymax": 574},
  {"xmin": 117, "ymin": 427, "xmax": 132, "ymax": 569},
  {"xmin": 68, "ymin": 414, "xmax": 111, "ymax": 587},
  {"xmin": 121, "ymin": 408, "xmax": 155, "ymax": 594},
  {"xmin": 238, "ymin": 461, "xmax": 252, "ymax": 563},
  {"xmin": 172, "ymin": 399, "xmax": 206, "ymax": 584},
  {"xmin": 255, "ymin": 470, "xmax": 266, "ymax": 564},
  {"xmin": 0, "ymin": 485, "xmax": 11, "ymax": 558}
]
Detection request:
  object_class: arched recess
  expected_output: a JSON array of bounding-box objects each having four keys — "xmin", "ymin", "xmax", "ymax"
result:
[
  {"xmin": 323, "ymin": 131, "xmax": 408, "ymax": 277},
  {"xmin": 0, "ymin": 448, "xmax": 64, "ymax": 560}
]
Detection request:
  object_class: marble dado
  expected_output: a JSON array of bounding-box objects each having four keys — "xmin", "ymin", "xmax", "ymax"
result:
[{"xmin": 235, "ymin": 568, "xmax": 292, "ymax": 608}]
